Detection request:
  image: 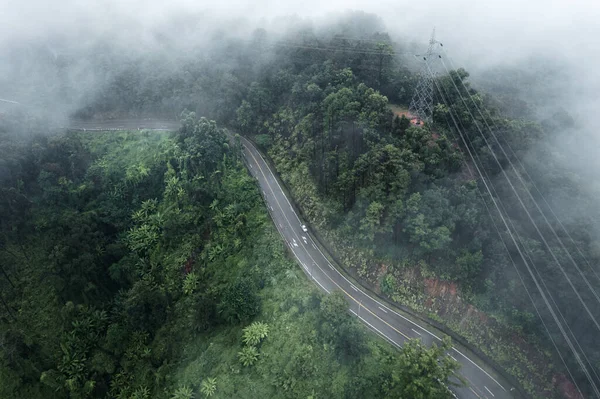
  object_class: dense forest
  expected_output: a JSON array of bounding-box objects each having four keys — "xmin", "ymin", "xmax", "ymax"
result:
[
  {"xmin": 0, "ymin": 111, "xmax": 462, "ymax": 398},
  {"xmin": 1, "ymin": 9, "xmax": 599, "ymax": 399}
]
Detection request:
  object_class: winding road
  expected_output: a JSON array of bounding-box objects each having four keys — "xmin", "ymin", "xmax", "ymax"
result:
[
  {"xmin": 237, "ymin": 134, "xmax": 516, "ymax": 399},
  {"xmin": 68, "ymin": 120, "xmax": 519, "ymax": 399}
]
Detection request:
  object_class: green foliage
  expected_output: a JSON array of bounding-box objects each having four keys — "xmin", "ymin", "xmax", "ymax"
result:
[
  {"xmin": 219, "ymin": 278, "xmax": 261, "ymax": 324},
  {"xmin": 254, "ymin": 134, "xmax": 272, "ymax": 150},
  {"xmin": 183, "ymin": 272, "xmax": 199, "ymax": 295},
  {"xmin": 242, "ymin": 322, "xmax": 269, "ymax": 346},
  {"xmin": 171, "ymin": 386, "xmax": 194, "ymax": 399},
  {"xmin": 454, "ymin": 250, "xmax": 484, "ymax": 284},
  {"xmin": 238, "ymin": 346, "xmax": 259, "ymax": 367},
  {"xmin": 380, "ymin": 274, "xmax": 397, "ymax": 296},
  {"xmin": 132, "ymin": 386, "xmax": 151, "ymax": 399},
  {"xmin": 200, "ymin": 378, "xmax": 216, "ymax": 397},
  {"xmin": 386, "ymin": 337, "xmax": 464, "ymax": 398},
  {"xmin": 0, "ymin": 115, "xmax": 263, "ymax": 398}
]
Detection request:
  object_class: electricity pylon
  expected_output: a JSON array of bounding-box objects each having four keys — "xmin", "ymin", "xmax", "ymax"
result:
[{"xmin": 408, "ymin": 28, "xmax": 439, "ymax": 124}]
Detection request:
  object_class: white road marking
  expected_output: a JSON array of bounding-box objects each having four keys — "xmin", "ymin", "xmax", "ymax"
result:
[
  {"xmin": 350, "ymin": 284, "xmax": 358, "ymax": 291},
  {"xmin": 484, "ymin": 386, "xmax": 495, "ymax": 397},
  {"xmin": 452, "ymin": 348, "xmax": 506, "ymax": 391},
  {"xmin": 450, "ymin": 355, "xmax": 457, "ymax": 362},
  {"xmin": 250, "ymin": 164, "xmax": 253, "ymax": 168},
  {"xmin": 328, "ymin": 264, "xmax": 334, "ymax": 270},
  {"xmin": 312, "ymin": 243, "xmax": 317, "ymax": 249},
  {"xmin": 378, "ymin": 306, "xmax": 388, "ymax": 313},
  {"xmin": 279, "ymin": 223, "xmax": 283, "ymax": 228},
  {"xmin": 313, "ymin": 278, "xmax": 330, "ymax": 293},
  {"xmin": 350, "ymin": 309, "xmax": 402, "ymax": 349},
  {"xmin": 411, "ymin": 328, "xmax": 422, "ymax": 336}
]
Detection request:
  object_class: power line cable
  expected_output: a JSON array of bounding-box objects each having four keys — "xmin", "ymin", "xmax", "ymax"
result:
[
  {"xmin": 437, "ymin": 77, "xmax": 588, "ymax": 397},
  {"xmin": 438, "ymin": 100, "xmax": 586, "ymax": 397},
  {"xmin": 439, "ymin": 47, "xmax": 600, "ymax": 290},
  {"xmin": 427, "ymin": 59, "xmax": 600, "ymax": 397},
  {"xmin": 269, "ymin": 41, "xmax": 407, "ymax": 57},
  {"xmin": 434, "ymin": 53, "xmax": 600, "ymax": 336},
  {"xmin": 436, "ymin": 51, "xmax": 600, "ymax": 390}
]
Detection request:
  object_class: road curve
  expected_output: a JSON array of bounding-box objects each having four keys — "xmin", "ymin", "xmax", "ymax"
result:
[
  {"xmin": 67, "ymin": 121, "xmax": 519, "ymax": 399},
  {"xmin": 236, "ymin": 134, "xmax": 517, "ymax": 399}
]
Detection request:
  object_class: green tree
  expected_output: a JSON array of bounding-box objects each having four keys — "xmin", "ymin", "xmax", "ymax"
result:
[
  {"xmin": 219, "ymin": 278, "xmax": 261, "ymax": 324},
  {"xmin": 200, "ymin": 378, "xmax": 217, "ymax": 397},
  {"xmin": 238, "ymin": 346, "xmax": 259, "ymax": 367},
  {"xmin": 171, "ymin": 385, "xmax": 194, "ymax": 399},
  {"xmin": 242, "ymin": 322, "xmax": 269, "ymax": 346},
  {"xmin": 385, "ymin": 337, "xmax": 464, "ymax": 398},
  {"xmin": 454, "ymin": 250, "xmax": 483, "ymax": 284}
]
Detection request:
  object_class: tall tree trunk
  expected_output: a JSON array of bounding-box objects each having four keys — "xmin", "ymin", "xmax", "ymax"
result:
[
  {"xmin": 0, "ymin": 264, "xmax": 15, "ymax": 288},
  {"xmin": 0, "ymin": 290, "xmax": 15, "ymax": 322}
]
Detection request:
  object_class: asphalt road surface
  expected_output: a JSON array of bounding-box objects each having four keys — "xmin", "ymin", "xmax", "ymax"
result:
[
  {"xmin": 65, "ymin": 118, "xmax": 180, "ymax": 131},
  {"xmin": 68, "ymin": 121, "xmax": 519, "ymax": 399}
]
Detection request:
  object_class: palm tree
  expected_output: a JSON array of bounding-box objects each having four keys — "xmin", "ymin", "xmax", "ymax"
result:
[
  {"xmin": 238, "ymin": 346, "xmax": 259, "ymax": 366},
  {"xmin": 242, "ymin": 322, "xmax": 269, "ymax": 346},
  {"xmin": 171, "ymin": 385, "xmax": 194, "ymax": 399},
  {"xmin": 200, "ymin": 378, "xmax": 217, "ymax": 397}
]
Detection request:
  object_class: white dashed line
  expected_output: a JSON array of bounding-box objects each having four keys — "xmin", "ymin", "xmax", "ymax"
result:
[
  {"xmin": 312, "ymin": 243, "xmax": 317, "ymax": 249},
  {"xmin": 378, "ymin": 306, "xmax": 388, "ymax": 313},
  {"xmin": 350, "ymin": 309, "xmax": 402, "ymax": 349},
  {"xmin": 328, "ymin": 264, "xmax": 334, "ymax": 270},
  {"xmin": 411, "ymin": 328, "xmax": 422, "ymax": 336},
  {"xmin": 484, "ymin": 386, "xmax": 495, "ymax": 397},
  {"xmin": 452, "ymin": 348, "xmax": 506, "ymax": 391},
  {"xmin": 350, "ymin": 285, "xmax": 358, "ymax": 291},
  {"xmin": 450, "ymin": 355, "xmax": 457, "ymax": 362}
]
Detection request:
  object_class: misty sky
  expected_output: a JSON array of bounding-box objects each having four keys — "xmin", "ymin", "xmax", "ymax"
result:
[
  {"xmin": 2, "ymin": 0, "xmax": 598, "ymax": 130},
  {"xmin": 3, "ymin": 0, "xmax": 598, "ymax": 61}
]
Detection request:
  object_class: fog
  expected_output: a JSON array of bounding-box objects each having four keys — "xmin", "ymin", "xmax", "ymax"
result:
[
  {"xmin": 2, "ymin": 0, "xmax": 598, "ymax": 120},
  {"xmin": 3, "ymin": 0, "xmax": 598, "ymax": 188}
]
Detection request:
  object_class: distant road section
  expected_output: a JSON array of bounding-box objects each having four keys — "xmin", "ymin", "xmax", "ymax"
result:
[
  {"xmin": 66, "ymin": 118, "xmax": 180, "ymax": 131},
  {"xmin": 69, "ymin": 120, "xmax": 520, "ymax": 399},
  {"xmin": 0, "ymin": 98, "xmax": 21, "ymax": 105}
]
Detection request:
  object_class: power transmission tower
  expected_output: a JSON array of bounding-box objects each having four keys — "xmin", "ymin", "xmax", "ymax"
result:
[{"xmin": 408, "ymin": 29, "xmax": 439, "ymax": 124}]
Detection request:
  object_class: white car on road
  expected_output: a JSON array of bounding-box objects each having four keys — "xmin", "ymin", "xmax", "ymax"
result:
[{"xmin": 302, "ymin": 224, "xmax": 308, "ymax": 232}]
